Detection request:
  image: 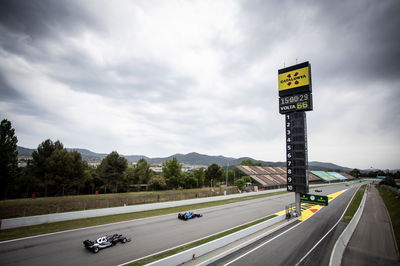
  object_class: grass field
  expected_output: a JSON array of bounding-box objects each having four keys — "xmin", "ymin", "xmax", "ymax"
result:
[
  {"xmin": 0, "ymin": 190, "xmax": 287, "ymax": 241},
  {"xmin": 0, "ymin": 187, "xmax": 238, "ymax": 219},
  {"xmin": 377, "ymin": 186, "xmax": 400, "ymax": 254},
  {"xmin": 342, "ymin": 184, "xmax": 366, "ymax": 223}
]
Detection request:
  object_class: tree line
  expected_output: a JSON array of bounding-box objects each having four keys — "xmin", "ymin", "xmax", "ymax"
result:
[{"xmin": 0, "ymin": 119, "xmax": 249, "ymax": 199}]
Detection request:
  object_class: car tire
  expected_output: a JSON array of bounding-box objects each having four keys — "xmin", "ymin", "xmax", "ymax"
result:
[
  {"xmin": 93, "ymin": 247, "xmax": 99, "ymax": 253},
  {"xmin": 122, "ymin": 238, "xmax": 127, "ymax": 243}
]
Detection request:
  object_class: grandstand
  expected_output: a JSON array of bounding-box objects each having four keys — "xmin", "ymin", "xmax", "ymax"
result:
[
  {"xmin": 236, "ymin": 166, "xmax": 320, "ymax": 189},
  {"xmin": 310, "ymin": 171, "xmax": 337, "ymax": 182},
  {"xmin": 339, "ymin": 172, "xmax": 355, "ymax": 179},
  {"xmin": 328, "ymin": 172, "xmax": 348, "ymax": 180},
  {"xmin": 235, "ymin": 166, "xmax": 354, "ymax": 189},
  {"xmin": 310, "ymin": 171, "xmax": 354, "ymax": 182}
]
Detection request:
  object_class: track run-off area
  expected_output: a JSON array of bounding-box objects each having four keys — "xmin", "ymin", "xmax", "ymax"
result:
[{"xmin": 0, "ymin": 183, "xmax": 362, "ymax": 266}]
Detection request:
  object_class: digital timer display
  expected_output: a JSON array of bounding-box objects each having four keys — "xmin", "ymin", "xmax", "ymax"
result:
[{"xmin": 279, "ymin": 92, "xmax": 313, "ymax": 114}]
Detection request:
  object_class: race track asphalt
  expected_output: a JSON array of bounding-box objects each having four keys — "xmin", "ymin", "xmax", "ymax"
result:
[
  {"xmin": 0, "ymin": 184, "xmax": 350, "ymax": 266},
  {"xmin": 209, "ymin": 184, "xmax": 360, "ymax": 266}
]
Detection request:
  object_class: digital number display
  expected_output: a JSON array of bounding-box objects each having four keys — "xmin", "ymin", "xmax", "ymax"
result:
[
  {"xmin": 280, "ymin": 93, "xmax": 309, "ymax": 104},
  {"xmin": 285, "ymin": 112, "xmax": 309, "ymax": 193},
  {"xmin": 286, "ymin": 114, "xmax": 294, "ymax": 191},
  {"xmin": 279, "ymin": 92, "xmax": 313, "ymax": 114}
]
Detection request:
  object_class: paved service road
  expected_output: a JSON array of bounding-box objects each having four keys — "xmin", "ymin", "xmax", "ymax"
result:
[
  {"xmin": 0, "ymin": 184, "xmax": 348, "ymax": 266},
  {"xmin": 209, "ymin": 185, "xmax": 361, "ymax": 266},
  {"xmin": 342, "ymin": 185, "xmax": 400, "ymax": 266}
]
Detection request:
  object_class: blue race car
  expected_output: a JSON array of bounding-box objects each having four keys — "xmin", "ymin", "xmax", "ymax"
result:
[{"xmin": 178, "ymin": 211, "xmax": 202, "ymax": 220}]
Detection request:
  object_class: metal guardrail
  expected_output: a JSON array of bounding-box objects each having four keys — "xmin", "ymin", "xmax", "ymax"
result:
[
  {"xmin": 1, "ymin": 184, "xmax": 333, "ymax": 230},
  {"xmin": 329, "ymin": 186, "xmax": 367, "ymax": 266}
]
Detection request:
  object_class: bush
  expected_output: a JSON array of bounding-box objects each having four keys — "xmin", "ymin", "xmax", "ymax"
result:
[
  {"xmin": 380, "ymin": 176, "xmax": 398, "ymax": 188},
  {"xmin": 235, "ymin": 176, "xmax": 252, "ymax": 190},
  {"xmin": 148, "ymin": 176, "xmax": 167, "ymax": 190}
]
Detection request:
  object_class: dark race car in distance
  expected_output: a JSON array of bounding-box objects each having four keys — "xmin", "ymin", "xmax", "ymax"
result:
[
  {"xmin": 178, "ymin": 211, "xmax": 202, "ymax": 220},
  {"xmin": 83, "ymin": 234, "xmax": 130, "ymax": 253},
  {"xmin": 315, "ymin": 189, "xmax": 322, "ymax": 192}
]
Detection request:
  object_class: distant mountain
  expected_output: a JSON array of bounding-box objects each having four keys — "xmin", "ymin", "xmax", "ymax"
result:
[
  {"xmin": 308, "ymin": 161, "xmax": 352, "ymax": 172},
  {"xmin": 16, "ymin": 146, "xmax": 353, "ymax": 171},
  {"xmin": 147, "ymin": 152, "xmax": 236, "ymax": 165},
  {"xmin": 66, "ymin": 148, "xmax": 108, "ymax": 161},
  {"xmin": 17, "ymin": 146, "xmax": 35, "ymax": 156}
]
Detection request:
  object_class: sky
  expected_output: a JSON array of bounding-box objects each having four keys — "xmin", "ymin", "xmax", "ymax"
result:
[{"xmin": 1, "ymin": 0, "xmax": 399, "ymax": 170}]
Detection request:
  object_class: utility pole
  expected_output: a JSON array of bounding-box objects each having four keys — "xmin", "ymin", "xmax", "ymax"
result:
[{"xmin": 226, "ymin": 163, "xmax": 229, "ymax": 186}]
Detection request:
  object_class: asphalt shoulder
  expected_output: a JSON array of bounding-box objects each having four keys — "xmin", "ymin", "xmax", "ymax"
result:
[{"xmin": 342, "ymin": 185, "xmax": 400, "ymax": 266}]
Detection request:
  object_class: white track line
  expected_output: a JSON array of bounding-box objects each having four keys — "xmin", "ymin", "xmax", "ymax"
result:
[
  {"xmin": 294, "ymin": 188, "xmax": 357, "ymax": 265},
  {"xmin": 118, "ymin": 213, "xmax": 279, "ymax": 266},
  {"xmin": 0, "ymin": 191, "xmax": 289, "ymax": 244},
  {"xmin": 223, "ymin": 188, "xmax": 352, "ymax": 266},
  {"xmin": 223, "ymin": 221, "xmax": 304, "ymax": 266},
  {"xmin": 0, "ymin": 213, "xmax": 177, "ymax": 244}
]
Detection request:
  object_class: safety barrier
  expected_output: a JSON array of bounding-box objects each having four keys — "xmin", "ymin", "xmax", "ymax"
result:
[
  {"xmin": 0, "ymin": 183, "xmax": 332, "ymax": 229},
  {"xmin": 329, "ymin": 187, "xmax": 367, "ymax": 266},
  {"xmin": 1, "ymin": 189, "xmax": 285, "ymax": 229}
]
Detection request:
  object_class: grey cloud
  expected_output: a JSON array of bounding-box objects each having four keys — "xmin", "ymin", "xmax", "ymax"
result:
[
  {"xmin": 309, "ymin": 1, "xmax": 400, "ymax": 82},
  {"xmin": 0, "ymin": 0, "xmax": 398, "ymax": 168},
  {"xmin": 0, "ymin": 73, "xmax": 20, "ymax": 101},
  {"xmin": 0, "ymin": 0, "xmax": 97, "ymax": 39},
  {"xmin": 0, "ymin": 69, "xmax": 55, "ymax": 119},
  {"xmin": 228, "ymin": 1, "xmax": 315, "ymax": 60},
  {"xmin": 49, "ymin": 53, "xmax": 196, "ymax": 103},
  {"xmin": 0, "ymin": 0, "xmax": 101, "ymax": 66},
  {"xmin": 229, "ymin": 0, "xmax": 400, "ymax": 85}
]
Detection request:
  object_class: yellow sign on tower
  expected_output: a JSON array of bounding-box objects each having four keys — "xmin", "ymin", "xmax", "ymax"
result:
[
  {"xmin": 278, "ymin": 66, "xmax": 310, "ymax": 91},
  {"xmin": 278, "ymin": 62, "xmax": 312, "ymax": 97}
]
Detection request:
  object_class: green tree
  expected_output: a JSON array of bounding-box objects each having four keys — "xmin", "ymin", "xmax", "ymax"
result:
[
  {"xmin": 97, "ymin": 151, "xmax": 128, "ymax": 193},
  {"xmin": 205, "ymin": 163, "xmax": 222, "ymax": 187},
  {"xmin": 0, "ymin": 119, "xmax": 18, "ymax": 199},
  {"xmin": 134, "ymin": 159, "xmax": 154, "ymax": 185},
  {"xmin": 226, "ymin": 170, "xmax": 236, "ymax": 186},
  {"xmin": 380, "ymin": 176, "xmax": 398, "ymax": 188},
  {"xmin": 240, "ymin": 159, "xmax": 262, "ymax": 166},
  {"xmin": 83, "ymin": 165, "xmax": 102, "ymax": 194},
  {"xmin": 124, "ymin": 166, "xmax": 135, "ymax": 191},
  {"xmin": 182, "ymin": 172, "xmax": 198, "ymax": 189},
  {"xmin": 235, "ymin": 176, "xmax": 252, "ymax": 190},
  {"xmin": 349, "ymin": 168, "xmax": 361, "ymax": 179},
  {"xmin": 125, "ymin": 158, "xmax": 154, "ymax": 190},
  {"xmin": 124, "ymin": 159, "xmax": 154, "ymax": 191},
  {"xmin": 47, "ymin": 149, "xmax": 86, "ymax": 195},
  {"xmin": 162, "ymin": 157, "xmax": 183, "ymax": 189},
  {"xmin": 148, "ymin": 175, "xmax": 167, "ymax": 190},
  {"xmin": 192, "ymin": 168, "xmax": 205, "ymax": 187},
  {"xmin": 30, "ymin": 140, "xmax": 87, "ymax": 196},
  {"xmin": 13, "ymin": 163, "xmax": 37, "ymax": 198},
  {"xmin": 31, "ymin": 139, "xmax": 64, "ymax": 196}
]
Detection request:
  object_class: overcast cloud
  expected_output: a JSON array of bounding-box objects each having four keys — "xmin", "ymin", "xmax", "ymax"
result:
[{"xmin": 1, "ymin": 0, "xmax": 399, "ymax": 169}]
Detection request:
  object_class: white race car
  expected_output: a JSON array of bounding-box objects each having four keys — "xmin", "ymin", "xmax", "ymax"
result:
[{"xmin": 83, "ymin": 234, "xmax": 130, "ymax": 253}]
